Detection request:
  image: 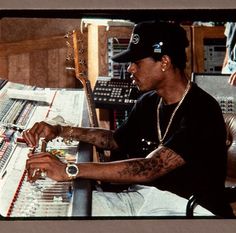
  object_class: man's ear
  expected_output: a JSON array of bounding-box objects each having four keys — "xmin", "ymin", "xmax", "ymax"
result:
[{"xmin": 160, "ymin": 55, "xmax": 171, "ymax": 71}]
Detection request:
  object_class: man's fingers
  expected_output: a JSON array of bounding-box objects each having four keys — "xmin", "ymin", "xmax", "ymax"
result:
[
  {"xmin": 22, "ymin": 130, "xmax": 37, "ymax": 147},
  {"xmin": 228, "ymin": 73, "xmax": 236, "ymax": 86},
  {"xmin": 25, "ymin": 152, "xmax": 66, "ymax": 182},
  {"xmin": 26, "ymin": 152, "xmax": 52, "ymax": 162},
  {"xmin": 27, "ymin": 167, "xmax": 47, "ymax": 182},
  {"xmin": 26, "ymin": 157, "xmax": 50, "ymax": 182},
  {"xmin": 22, "ymin": 122, "xmax": 47, "ymax": 147}
]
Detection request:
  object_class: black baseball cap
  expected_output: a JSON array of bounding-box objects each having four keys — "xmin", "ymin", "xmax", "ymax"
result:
[{"xmin": 112, "ymin": 21, "xmax": 189, "ymax": 63}]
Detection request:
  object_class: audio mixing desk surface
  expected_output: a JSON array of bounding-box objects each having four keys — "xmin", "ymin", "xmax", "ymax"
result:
[{"xmin": 0, "ymin": 80, "xmax": 92, "ymax": 218}]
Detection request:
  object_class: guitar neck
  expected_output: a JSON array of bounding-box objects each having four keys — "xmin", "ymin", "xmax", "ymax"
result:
[
  {"xmin": 71, "ymin": 30, "xmax": 99, "ymax": 128},
  {"xmin": 83, "ymin": 79, "xmax": 99, "ymax": 128},
  {"xmin": 69, "ymin": 29, "xmax": 105, "ymax": 162}
]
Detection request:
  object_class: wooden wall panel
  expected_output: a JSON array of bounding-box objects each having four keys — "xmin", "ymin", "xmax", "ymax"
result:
[
  {"xmin": 0, "ymin": 18, "xmax": 83, "ymax": 88},
  {"xmin": 182, "ymin": 26, "xmax": 192, "ymax": 78},
  {"xmin": 97, "ymin": 26, "xmax": 109, "ymax": 77},
  {"xmin": 0, "ymin": 56, "xmax": 8, "ymax": 78},
  {"xmin": 0, "ymin": 18, "xmax": 82, "ymax": 43},
  {"xmin": 57, "ymin": 47, "xmax": 76, "ymax": 88},
  {"xmin": 8, "ymin": 53, "xmax": 30, "ymax": 84},
  {"xmin": 30, "ymin": 50, "xmax": 48, "ymax": 87},
  {"xmin": 48, "ymin": 48, "xmax": 60, "ymax": 87},
  {"xmin": 98, "ymin": 26, "xmax": 133, "ymax": 77},
  {"xmin": 0, "ymin": 34, "xmax": 85, "ymax": 88},
  {"xmin": 192, "ymin": 25, "xmax": 225, "ymax": 73}
]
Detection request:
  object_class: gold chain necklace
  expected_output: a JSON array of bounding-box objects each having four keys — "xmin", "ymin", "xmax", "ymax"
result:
[{"xmin": 157, "ymin": 81, "xmax": 191, "ymax": 146}]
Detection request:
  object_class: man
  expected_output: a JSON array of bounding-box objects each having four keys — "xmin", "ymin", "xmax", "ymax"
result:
[
  {"xmin": 23, "ymin": 21, "xmax": 234, "ymax": 218},
  {"xmin": 222, "ymin": 22, "xmax": 236, "ymax": 86}
]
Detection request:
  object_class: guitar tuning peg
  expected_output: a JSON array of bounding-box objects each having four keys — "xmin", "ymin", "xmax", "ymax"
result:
[
  {"xmin": 64, "ymin": 31, "xmax": 73, "ymax": 38},
  {"xmin": 77, "ymin": 38, "xmax": 83, "ymax": 43},
  {"xmin": 78, "ymin": 48, "xmax": 84, "ymax": 54},
  {"xmin": 65, "ymin": 41, "xmax": 72, "ymax": 47},
  {"xmin": 79, "ymin": 60, "xmax": 86, "ymax": 65},
  {"xmin": 65, "ymin": 66, "xmax": 75, "ymax": 71},
  {"xmin": 79, "ymin": 72, "xmax": 87, "ymax": 77}
]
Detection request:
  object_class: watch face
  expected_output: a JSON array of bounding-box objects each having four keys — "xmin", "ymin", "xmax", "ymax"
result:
[
  {"xmin": 66, "ymin": 164, "xmax": 79, "ymax": 177},
  {"xmin": 68, "ymin": 165, "xmax": 78, "ymax": 174}
]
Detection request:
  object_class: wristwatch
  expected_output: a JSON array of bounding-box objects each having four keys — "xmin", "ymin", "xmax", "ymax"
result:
[{"xmin": 65, "ymin": 163, "xmax": 79, "ymax": 180}]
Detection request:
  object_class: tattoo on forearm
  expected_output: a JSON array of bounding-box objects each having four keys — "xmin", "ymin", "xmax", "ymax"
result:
[
  {"xmin": 76, "ymin": 128, "xmax": 117, "ymax": 150},
  {"xmin": 119, "ymin": 147, "xmax": 185, "ymax": 180}
]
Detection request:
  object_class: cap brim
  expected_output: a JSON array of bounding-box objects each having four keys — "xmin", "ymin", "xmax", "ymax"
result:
[
  {"xmin": 112, "ymin": 49, "xmax": 151, "ymax": 63},
  {"xmin": 112, "ymin": 49, "xmax": 133, "ymax": 63}
]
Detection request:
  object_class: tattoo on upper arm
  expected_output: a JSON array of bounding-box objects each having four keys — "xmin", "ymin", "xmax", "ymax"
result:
[{"xmin": 119, "ymin": 147, "xmax": 185, "ymax": 180}]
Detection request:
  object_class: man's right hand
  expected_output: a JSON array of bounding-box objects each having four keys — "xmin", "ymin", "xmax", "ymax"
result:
[
  {"xmin": 22, "ymin": 121, "xmax": 61, "ymax": 148},
  {"xmin": 26, "ymin": 152, "xmax": 68, "ymax": 182}
]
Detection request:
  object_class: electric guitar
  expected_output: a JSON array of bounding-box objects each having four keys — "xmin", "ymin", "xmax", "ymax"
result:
[{"xmin": 65, "ymin": 30, "xmax": 105, "ymax": 162}]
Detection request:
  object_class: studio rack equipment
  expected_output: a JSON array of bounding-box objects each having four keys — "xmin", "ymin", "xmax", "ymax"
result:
[{"xmin": 192, "ymin": 73, "xmax": 236, "ymax": 114}]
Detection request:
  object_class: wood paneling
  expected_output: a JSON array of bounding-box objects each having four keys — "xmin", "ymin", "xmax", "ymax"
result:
[
  {"xmin": 8, "ymin": 53, "xmax": 30, "ymax": 84},
  {"xmin": 0, "ymin": 35, "xmax": 71, "ymax": 87},
  {"xmin": 98, "ymin": 26, "xmax": 133, "ymax": 77},
  {"xmin": 0, "ymin": 36, "xmax": 66, "ymax": 87},
  {"xmin": 192, "ymin": 25, "xmax": 225, "ymax": 73},
  {"xmin": 0, "ymin": 18, "xmax": 82, "ymax": 42},
  {"xmin": 48, "ymin": 48, "xmax": 60, "ymax": 87},
  {"xmin": 182, "ymin": 25, "xmax": 192, "ymax": 78},
  {"xmin": 0, "ymin": 18, "xmax": 85, "ymax": 88},
  {"xmin": 30, "ymin": 50, "xmax": 48, "ymax": 87},
  {"xmin": 0, "ymin": 56, "xmax": 8, "ymax": 78}
]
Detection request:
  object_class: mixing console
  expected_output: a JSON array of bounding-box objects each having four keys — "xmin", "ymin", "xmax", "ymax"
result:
[{"xmin": 0, "ymin": 80, "xmax": 92, "ymax": 217}]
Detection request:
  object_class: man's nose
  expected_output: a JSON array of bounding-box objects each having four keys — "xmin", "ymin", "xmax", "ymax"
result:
[{"xmin": 127, "ymin": 63, "xmax": 136, "ymax": 74}]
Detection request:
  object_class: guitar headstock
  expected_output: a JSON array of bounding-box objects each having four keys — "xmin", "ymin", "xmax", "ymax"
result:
[{"xmin": 64, "ymin": 30, "xmax": 88, "ymax": 86}]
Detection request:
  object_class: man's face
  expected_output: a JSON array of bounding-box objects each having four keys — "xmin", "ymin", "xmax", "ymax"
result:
[{"xmin": 127, "ymin": 57, "xmax": 163, "ymax": 92}]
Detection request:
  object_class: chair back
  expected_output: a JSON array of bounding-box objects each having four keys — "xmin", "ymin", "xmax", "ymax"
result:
[{"xmin": 224, "ymin": 113, "xmax": 236, "ymax": 181}]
